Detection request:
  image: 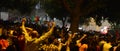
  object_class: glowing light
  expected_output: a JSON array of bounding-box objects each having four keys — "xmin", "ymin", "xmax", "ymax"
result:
[
  {"xmin": 78, "ymin": 27, "xmax": 82, "ymax": 30},
  {"xmin": 53, "ymin": 18, "xmax": 56, "ymax": 21},
  {"xmin": 101, "ymin": 26, "xmax": 108, "ymax": 34}
]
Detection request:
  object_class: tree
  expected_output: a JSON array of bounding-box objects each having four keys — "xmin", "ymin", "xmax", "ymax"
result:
[
  {"xmin": 40, "ymin": 0, "xmax": 107, "ymax": 33},
  {"xmin": 40, "ymin": 0, "xmax": 69, "ymax": 28}
]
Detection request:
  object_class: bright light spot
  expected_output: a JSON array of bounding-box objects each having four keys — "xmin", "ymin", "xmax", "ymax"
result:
[
  {"xmin": 0, "ymin": 12, "xmax": 9, "ymax": 21},
  {"xmin": 101, "ymin": 26, "xmax": 108, "ymax": 34},
  {"xmin": 53, "ymin": 18, "xmax": 56, "ymax": 21},
  {"xmin": 103, "ymin": 26, "xmax": 108, "ymax": 29},
  {"xmin": 78, "ymin": 27, "xmax": 82, "ymax": 30},
  {"xmin": 67, "ymin": 28, "xmax": 69, "ymax": 31}
]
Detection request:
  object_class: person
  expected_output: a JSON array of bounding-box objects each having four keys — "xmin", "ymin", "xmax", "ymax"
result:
[
  {"xmin": 40, "ymin": 38, "xmax": 64, "ymax": 51},
  {"xmin": 87, "ymin": 37, "xmax": 100, "ymax": 51},
  {"xmin": 113, "ymin": 41, "xmax": 120, "ymax": 51},
  {"xmin": 65, "ymin": 32, "xmax": 74, "ymax": 51},
  {"xmin": 103, "ymin": 39, "xmax": 112, "ymax": 51},
  {"xmin": 0, "ymin": 34, "xmax": 9, "ymax": 51},
  {"xmin": 0, "ymin": 27, "xmax": 2, "ymax": 36},
  {"xmin": 115, "ymin": 45, "xmax": 120, "ymax": 51},
  {"xmin": 76, "ymin": 34, "xmax": 88, "ymax": 51},
  {"xmin": 6, "ymin": 28, "xmax": 18, "ymax": 51},
  {"xmin": 21, "ymin": 18, "xmax": 56, "ymax": 51},
  {"xmin": 99, "ymin": 38, "xmax": 107, "ymax": 51},
  {"xmin": 62, "ymin": 32, "xmax": 79, "ymax": 51}
]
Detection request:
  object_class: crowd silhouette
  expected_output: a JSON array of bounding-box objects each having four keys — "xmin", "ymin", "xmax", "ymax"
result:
[{"xmin": 0, "ymin": 18, "xmax": 120, "ymax": 51}]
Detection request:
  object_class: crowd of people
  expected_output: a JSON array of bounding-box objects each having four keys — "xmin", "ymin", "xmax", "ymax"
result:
[{"xmin": 0, "ymin": 18, "xmax": 120, "ymax": 51}]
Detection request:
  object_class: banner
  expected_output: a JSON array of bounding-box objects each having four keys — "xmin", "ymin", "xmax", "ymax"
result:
[{"xmin": 0, "ymin": 12, "xmax": 9, "ymax": 21}]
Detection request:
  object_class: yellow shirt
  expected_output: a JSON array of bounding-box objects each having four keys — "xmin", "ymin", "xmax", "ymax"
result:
[{"xmin": 103, "ymin": 43, "xmax": 112, "ymax": 51}]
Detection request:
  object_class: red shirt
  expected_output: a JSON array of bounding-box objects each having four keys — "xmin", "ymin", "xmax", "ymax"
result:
[{"xmin": 0, "ymin": 39, "xmax": 9, "ymax": 50}]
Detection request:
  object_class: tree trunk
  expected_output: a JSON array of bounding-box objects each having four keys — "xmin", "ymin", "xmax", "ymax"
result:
[
  {"xmin": 69, "ymin": 15, "xmax": 80, "ymax": 33},
  {"xmin": 62, "ymin": 17, "xmax": 66, "ymax": 28}
]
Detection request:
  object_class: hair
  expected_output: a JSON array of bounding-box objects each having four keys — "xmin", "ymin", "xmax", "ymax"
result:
[
  {"xmin": 30, "ymin": 30, "xmax": 39, "ymax": 38},
  {"xmin": 81, "ymin": 38, "xmax": 88, "ymax": 44},
  {"xmin": 13, "ymin": 27, "xmax": 23, "ymax": 36},
  {"xmin": 0, "ymin": 34, "xmax": 8, "ymax": 39}
]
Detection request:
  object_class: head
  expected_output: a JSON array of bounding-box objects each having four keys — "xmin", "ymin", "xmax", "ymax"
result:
[
  {"xmin": 22, "ymin": 17, "xmax": 27, "ymax": 22},
  {"xmin": 30, "ymin": 30, "xmax": 39, "ymax": 38},
  {"xmin": 54, "ymin": 38, "xmax": 60, "ymax": 44},
  {"xmin": 13, "ymin": 27, "xmax": 22, "ymax": 36},
  {"xmin": 26, "ymin": 27, "xmax": 33, "ymax": 34},
  {"xmin": 81, "ymin": 38, "xmax": 88, "ymax": 44},
  {"xmin": 9, "ymin": 30, "xmax": 14, "ymax": 35}
]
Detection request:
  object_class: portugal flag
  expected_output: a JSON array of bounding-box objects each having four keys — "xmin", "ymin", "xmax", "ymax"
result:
[{"xmin": 31, "ymin": 16, "xmax": 39, "ymax": 22}]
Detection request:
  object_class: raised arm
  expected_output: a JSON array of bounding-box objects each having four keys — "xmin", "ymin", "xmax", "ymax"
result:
[
  {"xmin": 21, "ymin": 18, "xmax": 32, "ymax": 41},
  {"xmin": 34, "ymin": 22, "xmax": 55, "ymax": 43},
  {"xmin": 65, "ymin": 33, "xmax": 73, "ymax": 51},
  {"xmin": 76, "ymin": 34, "xmax": 87, "ymax": 44}
]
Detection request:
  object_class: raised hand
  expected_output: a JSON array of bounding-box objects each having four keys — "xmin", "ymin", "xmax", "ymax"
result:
[
  {"xmin": 22, "ymin": 17, "xmax": 26, "ymax": 22},
  {"xmin": 51, "ymin": 21, "xmax": 56, "ymax": 26},
  {"xmin": 22, "ymin": 18, "xmax": 26, "ymax": 25},
  {"xmin": 83, "ymin": 34, "xmax": 87, "ymax": 37},
  {"xmin": 76, "ymin": 34, "xmax": 87, "ymax": 44}
]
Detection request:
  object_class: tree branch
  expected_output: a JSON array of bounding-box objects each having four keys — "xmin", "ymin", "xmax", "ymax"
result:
[
  {"xmin": 62, "ymin": 0, "xmax": 72, "ymax": 13},
  {"xmin": 84, "ymin": 7, "xmax": 97, "ymax": 16},
  {"xmin": 72, "ymin": 0, "xmax": 84, "ymax": 15},
  {"xmin": 76, "ymin": 0, "xmax": 83, "ymax": 7},
  {"xmin": 81, "ymin": 0, "xmax": 98, "ymax": 16}
]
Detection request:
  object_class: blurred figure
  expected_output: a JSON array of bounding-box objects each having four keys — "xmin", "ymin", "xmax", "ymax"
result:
[
  {"xmin": 40, "ymin": 38, "xmax": 64, "ymax": 51},
  {"xmin": 21, "ymin": 18, "xmax": 55, "ymax": 51},
  {"xmin": 115, "ymin": 46, "xmax": 120, "ymax": 51},
  {"xmin": 0, "ymin": 27, "xmax": 2, "ymax": 36},
  {"xmin": 103, "ymin": 39, "xmax": 112, "ymax": 51},
  {"xmin": 87, "ymin": 37, "xmax": 100, "ymax": 51},
  {"xmin": 0, "ymin": 34, "xmax": 9, "ymax": 51},
  {"xmin": 76, "ymin": 34, "xmax": 88, "ymax": 51},
  {"xmin": 99, "ymin": 38, "xmax": 107, "ymax": 51}
]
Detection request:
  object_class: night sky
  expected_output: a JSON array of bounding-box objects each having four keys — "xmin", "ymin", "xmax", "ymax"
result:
[
  {"xmin": 89, "ymin": 0, "xmax": 120, "ymax": 17},
  {"xmin": 106, "ymin": 0, "xmax": 120, "ymax": 17},
  {"xmin": 85, "ymin": 0, "xmax": 120, "ymax": 18}
]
